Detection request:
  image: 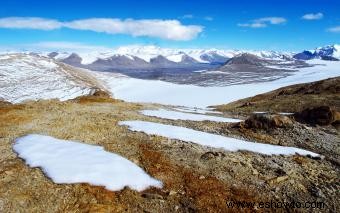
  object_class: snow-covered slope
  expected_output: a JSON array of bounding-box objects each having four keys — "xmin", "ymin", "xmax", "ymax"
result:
[
  {"xmin": 315, "ymin": 44, "xmax": 340, "ymax": 59},
  {"xmin": 0, "ymin": 53, "xmax": 105, "ymax": 103},
  {"xmin": 294, "ymin": 44, "xmax": 340, "ymax": 60}
]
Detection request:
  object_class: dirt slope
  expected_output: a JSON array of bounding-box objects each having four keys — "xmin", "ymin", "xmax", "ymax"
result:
[{"xmin": 214, "ymin": 77, "xmax": 340, "ymax": 115}]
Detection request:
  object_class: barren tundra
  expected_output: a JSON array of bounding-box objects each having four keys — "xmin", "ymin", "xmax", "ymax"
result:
[{"xmin": 0, "ymin": 86, "xmax": 339, "ymax": 212}]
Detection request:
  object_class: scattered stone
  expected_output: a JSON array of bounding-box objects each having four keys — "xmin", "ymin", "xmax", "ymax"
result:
[
  {"xmin": 91, "ymin": 90, "xmax": 111, "ymax": 98},
  {"xmin": 180, "ymin": 198, "xmax": 197, "ymax": 212},
  {"xmin": 141, "ymin": 193, "xmax": 164, "ymax": 200},
  {"xmin": 308, "ymin": 185, "xmax": 325, "ymax": 198},
  {"xmin": 238, "ymin": 102, "xmax": 254, "ymax": 108},
  {"xmin": 169, "ymin": 190, "xmax": 177, "ymax": 196},
  {"xmin": 296, "ymin": 183, "xmax": 307, "ymax": 193},
  {"xmin": 200, "ymin": 151, "xmax": 225, "ymax": 161},
  {"xmin": 268, "ymin": 176, "xmax": 289, "ymax": 185}
]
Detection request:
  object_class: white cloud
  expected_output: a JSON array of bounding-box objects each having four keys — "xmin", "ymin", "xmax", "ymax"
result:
[
  {"xmin": 0, "ymin": 17, "xmax": 62, "ymax": 30},
  {"xmin": 238, "ymin": 23, "xmax": 267, "ymax": 28},
  {"xmin": 254, "ymin": 17, "xmax": 286, "ymax": 25},
  {"xmin": 65, "ymin": 18, "xmax": 202, "ymax": 41},
  {"xmin": 302, "ymin": 13, "xmax": 323, "ymax": 20},
  {"xmin": 181, "ymin": 14, "xmax": 194, "ymax": 19},
  {"xmin": 204, "ymin": 16, "xmax": 214, "ymax": 21},
  {"xmin": 238, "ymin": 16, "xmax": 286, "ymax": 28},
  {"xmin": 327, "ymin": 26, "xmax": 340, "ymax": 33},
  {"xmin": 0, "ymin": 17, "xmax": 203, "ymax": 41}
]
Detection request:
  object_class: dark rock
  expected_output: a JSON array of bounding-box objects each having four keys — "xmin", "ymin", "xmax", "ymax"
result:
[
  {"xmin": 141, "ymin": 193, "xmax": 164, "ymax": 200},
  {"xmin": 308, "ymin": 185, "xmax": 325, "ymax": 198},
  {"xmin": 180, "ymin": 197, "xmax": 197, "ymax": 212},
  {"xmin": 92, "ymin": 90, "xmax": 111, "ymax": 98},
  {"xmin": 238, "ymin": 102, "xmax": 254, "ymax": 108},
  {"xmin": 244, "ymin": 114, "xmax": 293, "ymax": 129},
  {"xmin": 200, "ymin": 151, "xmax": 225, "ymax": 160},
  {"xmin": 294, "ymin": 106, "xmax": 340, "ymax": 126}
]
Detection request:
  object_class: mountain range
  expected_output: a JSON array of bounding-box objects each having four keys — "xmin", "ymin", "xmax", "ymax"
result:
[
  {"xmin": 41, "ymin": 45, "xmax": 296, "ymax": 71},
  {"xmin": 38, "ymin": 44, "xmax": 339, "ymax": 72}
]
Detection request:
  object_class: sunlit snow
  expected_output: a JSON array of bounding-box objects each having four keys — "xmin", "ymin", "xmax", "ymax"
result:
[
  {"xmin": 13, "ymin": 134, "xmax": 162, "ymax": 191},
  {"xmin": 141, "ymin": 109, "xmax": 242, "ymax": 122},
  {"xmin": 119, "ymin": 120, "xmax": 320, "ymax": 157}
]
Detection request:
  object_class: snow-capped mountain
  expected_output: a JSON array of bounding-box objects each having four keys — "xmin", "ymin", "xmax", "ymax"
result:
[
  {"xmin": 293, "ymin": 44, "xmax": 340, "ymax": 61},
  {"xmin": 0, "ymin": 53, "xmax": 106, "ymax": 103},
  {"xmin": 45, "ymin": 45, "xmax": 294, "ymax": 71}
]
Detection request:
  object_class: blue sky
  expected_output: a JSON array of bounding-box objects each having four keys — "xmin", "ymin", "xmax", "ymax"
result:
[{"xmin": 0, "ymin": 0, "xmax": 339, "ymax": 51}]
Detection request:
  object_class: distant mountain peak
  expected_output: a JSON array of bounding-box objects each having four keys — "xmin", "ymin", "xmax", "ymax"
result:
[
  {"xmin": 224, "ymin": 53, "xmax": 266, "ymax": 66},
  {"xmin": 294, "ymin": 44, "xmax": 340, "ymax": 61}
]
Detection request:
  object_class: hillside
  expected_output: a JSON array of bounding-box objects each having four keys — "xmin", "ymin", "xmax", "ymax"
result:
[
  {"xmin": 0, "ymin": 54, "xmax": 107, "ymax": 103},
  {"xmin": 214, "ymin": 77, "xmax": 340, "ymax": 114}
]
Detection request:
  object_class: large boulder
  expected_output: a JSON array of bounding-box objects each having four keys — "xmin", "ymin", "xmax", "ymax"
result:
[
  {"xmin": 294, "ymin": 106, "xmax": 340, "ymax": 126},
  {"xmin": 244, "ymin": 113, "xmax": 293, "ymax": 129}
]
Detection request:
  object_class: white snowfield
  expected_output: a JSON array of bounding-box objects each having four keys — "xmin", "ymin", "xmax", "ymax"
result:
[
  {"xmin": 0, "ymin": 54, "xmax": 104, "ymax": 103},
  {"xmin": 141, "ymin": 109, "xmax": 242, "ymax": 122},
  {"xmin": 13, "ymin": 134, "xmax": 162, "ymax": 191},
  {"xmin": 173, "ymin": 106, "xmax": 223, "ymax": 114},
  {"xmin": 119, "ymin": 120, "xmax": 320, "ymax": 157},
  {"xmin": 97, "ymin": 59, "xmax": 340, "ymax": 108}
]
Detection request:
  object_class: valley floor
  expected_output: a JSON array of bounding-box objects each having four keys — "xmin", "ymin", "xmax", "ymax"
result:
[{"xmin": 0, "ymin": 95, "xmax": 339, "ymax": 212}]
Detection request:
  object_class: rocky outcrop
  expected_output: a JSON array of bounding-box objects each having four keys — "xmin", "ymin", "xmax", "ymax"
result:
[
  {"xmin": 294, "ymin": 106, "xmax": 340, "ymax": 126},
  {"xmin": 244, "ymin": 113, "xmax": 293, "ymax": 129}
]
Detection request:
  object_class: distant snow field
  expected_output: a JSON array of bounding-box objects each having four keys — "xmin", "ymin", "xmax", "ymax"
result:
[
  {"xmin": 98, "ymin": 60, "xmax": 340, "ymax": 108},
  {"xmin": 141, "ymin": 109, "xmax": 242, "ymax": 122},
  {"xmin": 119, "ymin": 120, "xmax": 320, "ymax": 157},
  {"xmin": 13, "ymin": 134, "xmax": 162, "ymax": 191}
]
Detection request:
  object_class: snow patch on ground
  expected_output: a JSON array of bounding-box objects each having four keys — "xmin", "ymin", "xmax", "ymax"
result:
[
  {"xmin": 13, "ymin": 134, "xmax": 162, "ymax": 191},
  {"xmin": 141, "ymin": 109, "xmax": 241, "ymax": 122},
  {"xmin": 119, "ymin": 120, "xmax": 320, "ymax": 157}
]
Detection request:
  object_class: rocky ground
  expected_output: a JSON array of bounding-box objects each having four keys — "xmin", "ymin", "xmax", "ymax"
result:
[{"xmin": 0, "ymin": 85, "xmax": 339, "ymax": 212}]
